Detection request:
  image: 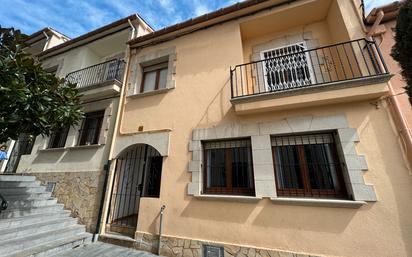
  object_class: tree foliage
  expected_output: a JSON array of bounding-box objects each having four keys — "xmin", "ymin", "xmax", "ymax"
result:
[
  {"xmin": 391, "ymin": 0, "xmax": 412, "ymax": 103},
  {"xmin": 0, "ymin": 27, "xmax": 84, "ymax": 143}
]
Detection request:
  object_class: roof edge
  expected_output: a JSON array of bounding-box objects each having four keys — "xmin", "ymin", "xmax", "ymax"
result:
[
  {"xmin": 365, "ymin": 0, "xmax": 404, "ymax": 25},
  {"xmin": 38, "ymin": 14, "xmax": 148, "ymax": 58},
  {"xmin": 127, "ymin": 0, "xmax": 296, "ymax": 47}
]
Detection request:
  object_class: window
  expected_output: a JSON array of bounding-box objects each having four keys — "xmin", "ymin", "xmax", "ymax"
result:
[
  {"xmin": 261, "ymin": 42, "xmax": 314, "ymax": 91},
  {"xmin": 19, "ymin": 134, "xmax": 35, "ymax": 155},
  {"xmin": 48, "ymin": 126, "xmax": 69, "ymax": 148},
  {"xmin": 271, "ymin": 133, "xmax": 348, "ymax": 199},
  {"xmin": 140, "ymin": 61, "xmax": 168, "ymax": 93},
  {"xmin": 203, "ymin": 139, "xmax": 254, "ymax": 196},
  {"xmin": 78, "ymin": 110, "xmax": 104, "ymax": 146}
]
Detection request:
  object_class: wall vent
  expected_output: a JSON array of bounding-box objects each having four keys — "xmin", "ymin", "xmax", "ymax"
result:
[
  {"xmin": 45, "ymin": 182, "xmax": 56, "ymax": 193},
  {"xmin": 203, "ymin": 245, "xmax": 224, "ymax": 257}
]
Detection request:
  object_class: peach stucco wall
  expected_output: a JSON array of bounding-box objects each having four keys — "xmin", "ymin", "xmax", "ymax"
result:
[{"xmin": 107, "ymin": 1, "xmax": 412, "ymax": 256}]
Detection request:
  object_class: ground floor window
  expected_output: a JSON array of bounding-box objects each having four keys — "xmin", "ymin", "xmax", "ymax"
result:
[
  {"xmin": 271, "ymin": 132, "xmax": 348, "ymax": 199},
  {"xmin": 203, "ymin": 139, "xmax": 255, "ymax": 196},
  {"xmin": 78, "ymin": 110, "xmax": 104, "ymax": 146},
  {"xmin": 48, "ymin": 126, "xmax": 69, "ymax": 148}
]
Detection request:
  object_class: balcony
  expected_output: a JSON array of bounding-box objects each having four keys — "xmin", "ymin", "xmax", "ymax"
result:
[
  {"xmin": 230, "ymin": 39, "xmax": 391, "ymax": 114},
  {"xmin": 66, "ymin": 59, "xmax": 126, "ymax": 100}
]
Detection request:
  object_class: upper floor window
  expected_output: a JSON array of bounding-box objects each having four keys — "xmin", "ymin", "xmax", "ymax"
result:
[
  {"xmin": 140, "ymin": 61, "xmax": 168, "ymax": 93},
  {"xmin": 261, "ymin": 42, "xmax": 314, "ymax": 91},
  {"xmin": 203, "ymin": 139, "xmax": 255, "ymax": 196},
  {"xmin": 48, "ymin": 126, "xmax": 69, "ymax": 149},
  {"xmin": 271, "ymin": 132, "xmax": 347, "ymax": 199},
  {"xmin": 78, "ymin": 110, "xmax": 104, "ymax": 146}
]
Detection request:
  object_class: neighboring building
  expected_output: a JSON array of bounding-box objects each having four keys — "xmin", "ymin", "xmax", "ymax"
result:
[
  {"xmin": 98, "ymin": 0, "xmax": 412, "ymax": 257},
  {"xmin": 365, "ymin": 0, "xmax": 412, "ymax": 169},
  {"xmin": 1, "ymin": 27, "xmax": 69, "ymax": 173},
  {"xmin": 12, "ymin": 15, "xmax": 153, "ymax": 232},
  {"xmin": 24, "ymin": 27, "xmax": 70, "ymax": 56}
]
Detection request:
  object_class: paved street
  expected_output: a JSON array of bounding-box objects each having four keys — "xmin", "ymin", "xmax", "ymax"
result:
[{"xmin": 57, "ymin": 242, "xmax": 158, "ymax": 257}]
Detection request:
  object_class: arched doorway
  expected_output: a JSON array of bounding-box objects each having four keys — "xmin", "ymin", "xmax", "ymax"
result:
[{"xmin": 106, "ymin": 144, "xmax": 163, "ymax": 236}]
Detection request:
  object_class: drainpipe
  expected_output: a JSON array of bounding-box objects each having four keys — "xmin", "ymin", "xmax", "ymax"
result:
[
  {"xmin": 42, "ymin": 31, "xmax": 51, "ymax": 51},
  {"xmin": 128, "ymin": 19, "xmax": 136, "ymax": 39},
  {"xmin": 158, "ymin": 205, "xmax": 166, "ymax": 255},
  {"xmin": 366, "ymin": 9, "xmax": 412, "ymax": 170},
  {"xmin": 367, "ymin": 10, "xmax": 384, "ymax": 39},
  {"xmin": 93, "ymin": 159, "xmax": 112, "ymax": 242}
]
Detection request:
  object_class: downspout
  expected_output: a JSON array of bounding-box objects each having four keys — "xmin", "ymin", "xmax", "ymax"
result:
[
  {"xmin": 98, "ymin": 21, "xmax": 138, "ymax": 236},
  {"xmin": 42, "ymin": 31, "xmax": 51, "ymax": 51},
  {"xmin": 366, "ymin": 9, "xmax": 412, "ymax": 170},
  {"xmin": 128, "ymin": 19, "xmax": 136, "ymax": 40},
  {"xmin": 367, "ymin": 10, "xmax": 384, "ymax": 39},
  {"xmin": 93, "ymin": 159, "xmax": 111, "ymax": 242}
]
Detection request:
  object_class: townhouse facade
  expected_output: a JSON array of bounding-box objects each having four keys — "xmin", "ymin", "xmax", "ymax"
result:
[
  {"xmin": 8, "ymin": 15, "xmax": 152, "ymax": 232},
  {"xmin": 95, "ymin": 0, "xmax": 412, "ymax": 257}
]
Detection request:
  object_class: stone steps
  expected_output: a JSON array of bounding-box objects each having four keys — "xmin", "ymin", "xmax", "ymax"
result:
[
  {"xmin": 0, "ymin": 217, "xmax": 78, "ymax": 241},
  {"xmin": 0, "ymin": 211, "xmax": 71, "ymax": 230},
  {"xmin": 0, "ymin": 186, "xmax": 47, "ymax": 195},
  {"xmin": 0, "ymin": 175, "xmax": 36, "ymax": 182},
  {"xmin": 5, "ymin": 234, "xmax": 93, "ymax": 257},
  {"xmin": 4, "ymin": 192, "xmax": 52, "ymax": 201},
  {"xmin": 0, "ymin": 181, "xmax": 41, "ymax": 188},
  {"xmin": 0, "ymin": 225, "xmax": 86, "ymax": 254},
  {"xmin": 7, "ymin": 198, "xmax": 58, "ymax": 209},
  {"xmin": 0, "ymin": 175, "xmax": 92, "ymax": 257},
  {"xmin": 0, "ymin": 203, "xmax": 65, "ymax": 219}
]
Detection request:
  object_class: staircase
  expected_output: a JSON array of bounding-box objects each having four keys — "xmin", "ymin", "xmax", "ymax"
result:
[{"xmin": 0, "ymin": 175, "xmax": 92, "ymax": 257}]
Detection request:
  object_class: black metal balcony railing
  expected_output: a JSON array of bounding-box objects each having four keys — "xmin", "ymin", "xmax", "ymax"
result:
[
  {"xmin": 230, "ymin": 38, "xmax": 389, "ymax": 99},
  {"xmin": 66, "ymin": 59, "xmax": 126, "ymax": 89}
]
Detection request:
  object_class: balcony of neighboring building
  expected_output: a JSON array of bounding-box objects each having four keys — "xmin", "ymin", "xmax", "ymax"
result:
[
  {"xmin": 232, "ymin": 0, "xmax": 391, "ymax": 114},
  {"xmin": 65, "ymin": 58, "xmax": 126, "ymax": 100}
]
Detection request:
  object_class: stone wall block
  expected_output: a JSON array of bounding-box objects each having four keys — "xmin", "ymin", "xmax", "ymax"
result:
[
  {"xmin": 338, "ymin": 128, "xmax": 360, "ymax": 142},
  {"xmin": 188, "ymin": 161, "xmax": 201, "ymax": 172},
  {"xmin": 252, "ymin": 149, "xmax": 273, "ymax": 165},
  {"xmin": 287, "ymin": 116, "xmax": 313, "ymax": 132},
  {"xmin": 251, "ymin": 135, "xmax": 271, "ymax": 150},
  {"xmin": 351, "ymin": 183, "xmax": 377, "ymax": 201},
  {"xmin": 310, "ymin": 115, "xmax": 348, "ymax": 130},
  {"xmin": 189, "ymin": 140, "xmax": 202, "ymax": 152},
  {"xmin": 259, "ymin": 120, "xmax": 291, "ymax": 135},
  {"xmin": 254, "ymin": 180, "xmax": 276, "ymax": 198}
]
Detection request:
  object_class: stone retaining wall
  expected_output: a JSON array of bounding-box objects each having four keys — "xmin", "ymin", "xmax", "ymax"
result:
[{"xmin": 29, "ymin": 171, "xmax": 105, "ymax": 232}]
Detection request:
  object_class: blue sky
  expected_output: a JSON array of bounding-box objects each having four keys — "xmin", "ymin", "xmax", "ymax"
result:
[{"xmin": 0, "ymin": 0, "xmax": 394, "ymax": 38}]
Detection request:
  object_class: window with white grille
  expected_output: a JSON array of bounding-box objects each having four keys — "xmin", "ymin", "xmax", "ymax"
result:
[{"xmin": 260, "ymin": 42, "xmax": 314, "ymax": 91}]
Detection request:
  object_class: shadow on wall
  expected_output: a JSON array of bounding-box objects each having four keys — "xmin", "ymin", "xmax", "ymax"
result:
[
  {"xmin": 32, "ymin": 151, "xmax": 64, "ymax": 164},
  {"xmin": 374, "ymin": 105, "xmax": 412, "ymax": 256},
  {"xmin": 32, "ymin": 148, "xmax": 99, "ymax": 164},
  {"xmin": 195, "ymin": 77, "xmax": 237, "ymax": 128}
]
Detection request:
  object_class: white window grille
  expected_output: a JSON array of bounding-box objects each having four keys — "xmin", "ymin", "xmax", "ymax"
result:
[{"xmin": 260, "ymin": 42, "xmax": 315, "ymax": 92}]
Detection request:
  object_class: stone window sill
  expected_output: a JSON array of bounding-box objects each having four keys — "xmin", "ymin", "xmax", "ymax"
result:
[
  {"xmin": 66, "ymin": 144, "xmax": 105, "ymax": 150},
  {"xmin": 127, "ymin": 87, "xmax": 173, "ymax": 99},
  {"xmin": 195, "ymin": 194, "xmax": 262, "ymax": 202},
  {"xmin": 270, "ymin": 197, "xmax": 366, "ymax": 208},
  {"xmin": 38, "ymin": 147, "xmax": 66, "ymax": 152}
]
